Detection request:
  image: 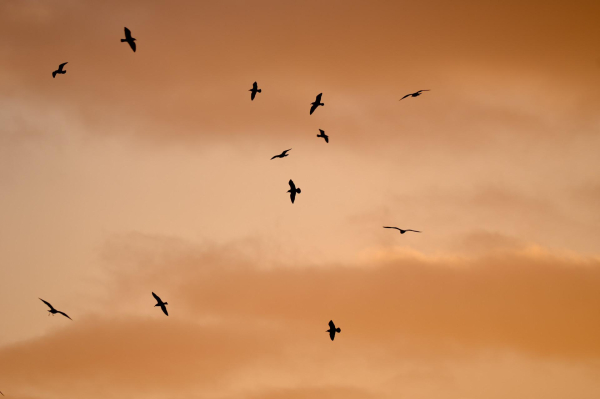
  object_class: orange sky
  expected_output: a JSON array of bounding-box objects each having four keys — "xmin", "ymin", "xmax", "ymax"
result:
[{"xmin": 1, "ymin": 0, "xmax": 600, "ymax": 398}]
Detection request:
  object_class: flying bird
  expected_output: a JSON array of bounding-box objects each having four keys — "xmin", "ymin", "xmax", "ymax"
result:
[
  {"xmin": 52, "ymin": 62, "xmax": 68, "ymax": 78},
  {"xmin": 0, "ymin": 390, "xmax": 4, "ymax": 396},
  {"xmin": 327, "ymin": 320, "xmax": 341, "ymax": 341},
  {"xmin": 121, "ymin": 27, "xmax": 136, "ymax": 52},
  {"xmin": 310, "ymin": 93, "xmax": 324, "ymax": 115},
  {"xmin": 317, "ymin": 129, "xmax": 329, "ymax": 143},
  {"xmin": 400, "ymin": 90, "xmax": 429, "ymax": 101},
  {"xmin": 287, "ymin": 179, "xmax": 301, "ymax": 204},
  {"xmin": 271, "ymin": 148, "xmax": 291, "ymax": 160},
  {"xmin": 249, "ymin": 81, "xmax": 261, "ymax": 100},
  {"xmin": 383, "ymin": 226, "xmax": 421, "ymax": 234},
  {"xmin": 39, "ymin": 298, "xmax": 72, "ymax": 320},
  {"xmin": 152, "ymin": 292, "xmax": 169, "ymax": 316}
]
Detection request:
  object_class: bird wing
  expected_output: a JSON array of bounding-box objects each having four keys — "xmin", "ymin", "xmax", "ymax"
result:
[
  {"xmin": 282, "ymin": 149, "xmax": 291, "ymax": 155},
  {"xmin": 329, "ymin": 320, "xmax": 336, "ymax": 329},
  {"xmin": 58, "ymin": 311, "xmax": 72, "ymax": 320},
  {"xmin": 315, "ymin": 93, "xmax": 322, "ymax": 102},
  {"xmin": 39, "ymin": 298, "xmax": 55, "ymax": 310},
  {"xmin": 324, "ymin": 135, "xmax": 329, "ymax": 143},
  {"xmin": 129, "ymin": 40, "xmax": 136, "ymax": 52},
  {"xmin": 289, "ymin": 179, "xmax": 296, "ymax": 191},
  {"xmin": 405, "ymin": 229, "xmax": 421, "ymax": 233},
  {"xmin": 400, "ymin": 94, "xmax": 411, "ymax": 100},
  {"xmin": 383, "ymin": 226, "xmax": 401, "ymax": 231},
  {"xmin": 124, "ymin": 27, "xmax": 132, "ymax": 39},
  {"xmin": 418, "ymin": 90, "xmax": 430, "ymax": 92},
  {"xmin": 319, "ymin": 129, "xmax": 324, "ymax": 134},
  {"xmin": 270, "ymin": 154, "xmax": 279, "ymax": 160},
  {"xmin": 290, "ymin": 190, "xmax": 296, "ymax": 203},
  {"xmin": 160, "ymin": 304, "xmax": 169, "ymax": 316},
  {"xmin": 152, "ymin": 292, "xmax": 162, "ymax": 303},
  {"xmin": 52, "ymin": 71, "xmax": 57, "ymax": 78},
  {"xmin": 59, "ymin": 62, "xmax": 68, "ymax": 69},
  {"xmin": 253, "ymin": 81, "xmax": 257, "ymax": 89},
  {"xmin": 309, "ymin": 103, "xmax": 318, "ymax": 115},
  {"xmin": 329, "ymin": 329, "xmax": 336, "ymax": 340},
  {"xmin": 251, "ymin": 90, "xmax": 256, "ymax": 100}
]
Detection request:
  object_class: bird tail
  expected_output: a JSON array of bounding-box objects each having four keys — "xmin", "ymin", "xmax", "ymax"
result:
[
  {"xmin": 257, "ymin": 89, "xmax": 261, "ymax": 93},
  {"xmin": 336, "ymin": 328, "xmax": 341, "ymax": 333},
  {"xmin": 296, "ymin": 188, "xmax": 301, "ymax": 194},
  {"xmin": 121, "ymin": 39, "xmax": 126, "ymax": 42}
]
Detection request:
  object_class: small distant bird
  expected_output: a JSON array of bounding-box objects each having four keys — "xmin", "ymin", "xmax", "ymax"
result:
[
  {"xmin": 287, "ymin": 179, "xmax": 301, "ymax": 204},
  {"xmin": 0, "ymin": 390, "xmax": 4, "ymax": 396},
  {"xmin": 39, "ymin": 298, "xmax": 72, "ymax": 320},
  {"xmin": 317, "ymin": 129, "xmax": 329, "ymax": 143},
  {"xmin": 152, "ymin": 292, "xmax": 168, "ymax": 316},
  {"xmin": 327, "ymin": 320, "xmax": 341, "ymax": 341},
  {"xmin": 400, "ymin": 90, "xmax": 429, "ymax": 101},
  {"xmin": 383, "ymin": 226, "xmax": 421, "ymax": 234},
  {"xmin": 52, "ymin": 62, "xmax": 68, "ymax": 78},
  {"xmin": 271, "ymin": 148, "xmax": 291, "ymax": 160},
  {"xmin": 310, "ymin": 93, "xmax": 324, "ymax": 115},
  {"xmin": 121, "ymin": 27, "xmax": 136, "ymax": 52},
  {"xmin": 249, "ymin": 81, "xmax": 261, "ymax": 100}
]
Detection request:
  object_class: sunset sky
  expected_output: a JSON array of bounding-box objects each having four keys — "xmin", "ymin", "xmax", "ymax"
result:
[{"xmin": 1, "ymin": 0, "xmax": 600, "ymax": 398}]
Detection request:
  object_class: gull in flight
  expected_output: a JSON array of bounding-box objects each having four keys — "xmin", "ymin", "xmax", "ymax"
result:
[
  {"xmin": 327, "ymin": 320, "xmax": 341, "ymax": 341},
  {"xmin": 317, "ymin": 129, "xmax": 329, "ymax": 143},
  {"xmin": 400, "ymin": 90, "xmax": 429, "ymax": 101},
  {"xmin": 287, "ymin": 179, "xmax": 301, "ymax": 203},
  {"xmin": 152, "ymin": 292, "xmax": 169, "ymax": 316},
  {"xmin": 271, "ymin": 148, "xmax": 291, "ymax": 160},
  {"xmin": 249, "ymin": 81, "xmax": 261, "ymax": 100},
  {"xmin": 121, "ymin": 27, "xmax": 136, "ymax": 52},
  {"xmin": 383, "ymin": 226, "xmax": 421, "ymax": 234},
  {"xmin": 39, "ymin": 298, "xmax": 72, "ymax": 320},
  {"xmin": 310, "ymin": 93, "xmax": 324, "ymax": 115},
  {"xmin": 52, "ymin": 62, "xmax": 68, "ymax": 78}
]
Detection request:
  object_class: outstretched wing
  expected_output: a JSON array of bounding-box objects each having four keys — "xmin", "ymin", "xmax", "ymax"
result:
[
  {"xmin": 282, "ymin": 149, "xmax": 291, "ymax": 155},
  {"xmin": 160, "ymin": 304, "xmax": 169, "ymax": 316},
  {"xmin": 418, "ymin": 90, "xmax": 430, "ymax": 92},
  {"xmin": 399, "ymin": 94, "xmax": 411, "ymax": 100},
  {"xmin": 152, "ymin": 292, "xmax": 162, "ymax": 303},
  {"xmin": 328, "ymin": 320, "xmax": 336, "ymax": 330},
  {"xmin": 124, "ymin": 27, "xmax": 132, "ymax": 39},
  {"xmin": 270, "ymin": 154, "xmax": 279, "ymax": 160},
  {"xmin": 59, "ymin": 62, "xmax": 68, "ymax": 69},
  {"xmin": 383, "ymin": 226, "xmax": 400, "ymax": 231},
  {"xmin": 57, "ymin": 311, "xmax": 72, "ymax": 320},
  {"xmin": 309, "ymin": 102, "xmax": 318, "ymax": 115},
  {"xmin": 252, "ymin": 81, "xmax": 258, "ymax": 90},
  {"xmin": 39, "ymin": 298, "xmax": 55, "ymax": 310},
  {"xmin": 315, "ymin": 93, "xmax": 322, "ymax": 102},
  {"xmin": 52, "ymin": 70, "xmax": 57, "ymax": 78},
  {"xmin": 290, "ymin": 190, "xmax": 296, "ymax": 203},
  {"xmin": 329, "ymin": 329, "xmax": 336, "ymax": 340},
  {"xmin": 405, "ymin": 229, "xmax": 421, "ymax": 233},
  {"xmin": 251, "ymin": 90, "xmax": 256, "ymax": 100},
  {"xmin": 129, "ymin": 40, "xmax": 136, "ymax": 52},
  {"xmin": 288, "ymin": 179, "xmax": 296, "ymax": 192},
  {"xmin": 324, "ymin": 135, "xmax": 329, "ymax": 143}
]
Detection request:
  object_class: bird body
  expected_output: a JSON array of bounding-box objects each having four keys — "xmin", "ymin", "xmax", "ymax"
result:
[
  {"xmin": 152, "ymin": 292, "xmax": 169, "ymax": 316},
  {"xmin": 400, "ymin": 90, "xmax": 429, "ymax": 100},
  {"xmin": 121, "ymin": 27, "xmax": 136, "ymax": 52},
  {"xmin": 287, "ymin": 179, "xmax": 301, "ymax": 203},
  {"xmin": 317, "ymin": 129, "xmax": 329, "ymax": 143},
  {"xmin": 249, "ymin": 81, "xmax": 261, "ymax": 100},
  {"xmin": 271, "ymin": 148, "xmax": 292, "ymax": 160},
  {"xmin": 383, "ymin": 226, "xmax": 421, "ymax": 234},
  {"xmin": 310, "ymin": 93, "xmax": 324, "ymax": 115},
  {"xmin": 52, "ymin": 62, "xmax": 68, "ymax": 78},
  {"xmin": 39, "ymin": 298, "xmax": 72, "ymax": 320},
  {"xmin": 327, "ymin": 320, "xmax": 341, "ymax": 341}
]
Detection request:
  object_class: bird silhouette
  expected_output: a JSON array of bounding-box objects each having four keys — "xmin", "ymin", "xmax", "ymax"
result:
[
  {"xmin": 152, "ymin": 292, "xmax": 168, "ymax": 316},
  {"xmin": 52, "ymin": 62, "xmax": 68, "ymax": 78},
  {"xmin": 310, "ymin": 93, "xmax": 324, "ymax": 115},
  {"xmin": 271, "ymin": 148, "xmax": 292, "ymax": 160},
  {"xmin": 383, "ymin": 226, "xmax": 421, "ymax": 234},
  {"xmin": 39, "ymin": 298, "xmax": 72, "ymax": 320},
  {"xmin": 317, "ymin": 129, "xmax": 329, "ymax": 143},
  {"xmin": 121, "ymin": 27, "xmax": 136, "ymax": 52},
  {"xmin": 249, "ymin": 81, "xmax": 261, "ymax": 100},
  {"xmin": 327, "ymin": 320, "xmax": 341, "ymax": 341},
  {"xmin": 287, "ymin": 179, "xmax": 301, "ymax": 203},
  {"xmin": 0, "ymin": 390, "xmax": 3, "ymax": 396},
  {"xmin": 400, "ymin": 90, "xmax": 429, "ymax": 101}
]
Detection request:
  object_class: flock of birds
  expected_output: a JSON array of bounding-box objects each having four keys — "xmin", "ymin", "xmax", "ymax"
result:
[{"xmin": 3, "ymin": 25, "xmax": 431, "ymax": 397}]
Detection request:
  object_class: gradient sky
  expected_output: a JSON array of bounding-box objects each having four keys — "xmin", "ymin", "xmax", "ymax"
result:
[{"xmin": 1, "ymin": 0, "xmax": 600, "ymax": 398}]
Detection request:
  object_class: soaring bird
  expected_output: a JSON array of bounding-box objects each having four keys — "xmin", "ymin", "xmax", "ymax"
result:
[
  {"xmin": 271, "ymin": 148, "xmax": 291, "ymax": 160},
  {"xmin": 152, "ymin": 292, "xmax": 168, "ymax": 316},
  {"xmin": 317, "ymin": 129, "xmax": 329, "ymax": 143},
  {"xmin": 327, "ymin": 320, "xmax": 341, "ymax": 341},
  {"xmin": 39, "ymin": 298, "xmax": 72, "ymax": 320},
  {"xmin": 121, "ymin": 27, "xmax": 136, "ymax": 52},
  {"xmin": 400, "ymin": 90, "xmax": 429, "ymax": 101},
  {"xmin": 249, "ymin": 81, "xmax": 261, "ymax": 100},
  {"xmin": 310, "ymin": 93, "xmax": 324, "ymax": 115},
  {"xmin": 383, "ymin": 226, "xmax": 421, "ymax": 234},
  {"xmin": 287, "ymin": 179, "xmax": 301, "ymax": 204},
  {"xmin": 52, "ymin": 62, "xmax": 68, "ymax": 78}
]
